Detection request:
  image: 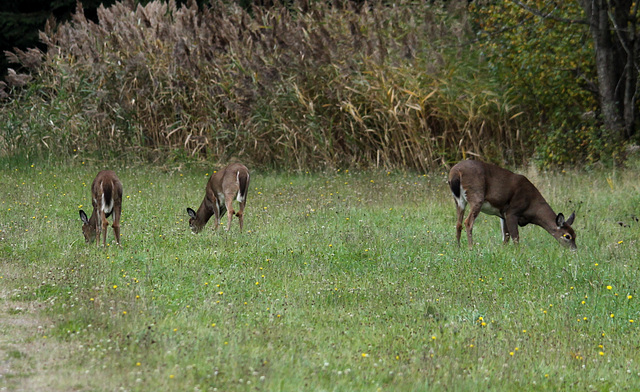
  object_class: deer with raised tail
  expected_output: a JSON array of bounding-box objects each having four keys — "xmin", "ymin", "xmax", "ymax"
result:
[
  {"xmin": 187, "ymin": 163, "xmax": 250, "ymax": 233},
  {"xmin": 79, "ymin": 170, "xmax": 123, "ymax": 247},
  {"xmin": 448, "ymin": 160, "xmax": 576, "ymax": 249}
]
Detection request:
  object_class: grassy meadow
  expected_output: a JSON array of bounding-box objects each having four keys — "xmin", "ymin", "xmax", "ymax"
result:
[{"xmin": 1, "ymin": 160, "xmax": 639, "ymax": 391}]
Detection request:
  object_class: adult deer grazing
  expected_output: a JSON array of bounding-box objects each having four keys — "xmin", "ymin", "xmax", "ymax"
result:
[
  {"xmin": 448, "ymin": 160, "xmax": 576, "ymax": 249},
  {"xmin": 187, "ymin": 163, "xmax": 250, "ymax": 233},
  {"xmin": 79, "ymin": 170, "xmax": 123, "ymax": 247}
]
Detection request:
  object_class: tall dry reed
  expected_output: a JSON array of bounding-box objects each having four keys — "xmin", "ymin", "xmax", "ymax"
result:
[{"xmin": 1, "ymin": 0, "xmax": 526, "ymax": 169}]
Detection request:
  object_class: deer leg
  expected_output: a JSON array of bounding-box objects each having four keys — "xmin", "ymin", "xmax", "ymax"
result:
[
  {"xmin": 464, "ymin": 204, "xmax": 482, "ymax": 249},
  {"xmin": 112, "ymin": 204, "xmax": 122, "ymax": 245},
  {"xmin": 100, "ymin": 211, "xmax": 109, "ymax": 247},
  {"xmin": 236, "ymin": 199, "xmax": 246, "ymax": 232},
  {"xmin": 500, "ymin": 218, "xmax": 510, "ymax": 244},
  {"xmin": 94, "ymin": 222, "xmax": 101, "ymax": 247},
  {"xmin": 92, "ymin": 214, "xmax": 100, "ymax": 247},
  {"xmin": 455, "ymin": 202, "xmax": 465, "ymax": 247},
  {"xmin": 212, "ymin": 205, "xmax": 220, "ymax": 231},
  {"xmin": 504, "ymin": 214, "xmax": 520, "ymax": 244},
  {"xmin": 207, "ymin": 196, "xmax": 220, "ymax": 231},
  {"xmin": 224, "ymin": 194, "xmax": 235, "ymax": 232}
]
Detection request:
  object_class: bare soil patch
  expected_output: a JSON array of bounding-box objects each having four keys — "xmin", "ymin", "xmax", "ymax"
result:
[{"xmin": 0, "ymin": 287, "xmax": 91, "ymax": 392}]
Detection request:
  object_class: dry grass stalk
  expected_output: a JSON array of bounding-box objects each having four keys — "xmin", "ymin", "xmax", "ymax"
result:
[{"xmin": 1, "ymin": 0, "xmax": 525, "ymax": 168}]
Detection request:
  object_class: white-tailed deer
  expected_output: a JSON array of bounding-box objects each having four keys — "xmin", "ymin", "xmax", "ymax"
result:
[
  {"xmin": 187, "ymin": 163, "xmax": 249, "ymax": 233},
  {"xmin": 79, "ymin": 170, "xmax": 123, "ymax": 247},
  {"xmin": 448, "ymin": 160, "xmax": 576, "ymax": 249}
]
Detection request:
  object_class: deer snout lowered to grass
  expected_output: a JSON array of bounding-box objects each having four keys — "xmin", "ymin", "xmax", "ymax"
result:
[
  {"xmin": 187, "ymin": 163, "xmax": 250, "ymax": 234},
  {"xmin": 79, "ymin": 170, "xmax": 123, "ymax": 247},
  {"xmin": 448, "ymin": 160, "xmax": 576, "ymax": 249}
]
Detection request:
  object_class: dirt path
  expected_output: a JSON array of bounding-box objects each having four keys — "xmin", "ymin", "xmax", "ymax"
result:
[
  {"xmin": 0, "ymin": 289, "xmax": 88, "ymax": 392},
  {"xmin": 1, "ymin": 288, "xmax": 47, "ymax": 391}
]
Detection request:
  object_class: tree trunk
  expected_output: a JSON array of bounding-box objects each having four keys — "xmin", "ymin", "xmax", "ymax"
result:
[
  {"xmin": 618, "ymin": 0, "xmax": 638, "ymax": 140},
  {"xmin": 581, "ymin": 0, "xmax": 637, "ymax": 141}
]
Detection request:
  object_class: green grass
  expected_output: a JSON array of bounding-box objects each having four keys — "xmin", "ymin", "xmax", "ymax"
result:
[{"xmin": 1, "ymin": 162, "xmax": 639, "ymax": 391}]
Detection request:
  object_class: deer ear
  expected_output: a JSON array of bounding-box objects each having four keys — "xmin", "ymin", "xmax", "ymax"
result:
[
  {"xmin": 79, "ymin": 210, "xmax": 89, "ymax": 224},
  {"xmin": 556, "ymin": 213, "xmax": 565, "ymax": 227},
  {"xmin": 565, "ymin": 212, "xmax": 576, "ymax": 226},
  {"xmin": 187, "ymin": 208, "xmax": 197, "ymax": 219}
]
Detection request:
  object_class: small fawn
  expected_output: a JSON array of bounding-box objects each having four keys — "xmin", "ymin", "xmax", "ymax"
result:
[
  {"xmin": 187, "ymin": 163, "xmax": 250, "ymax": 233},
  {"xmin": 79, "ymin": 170, "xmax": 123, "ymax": 246}
]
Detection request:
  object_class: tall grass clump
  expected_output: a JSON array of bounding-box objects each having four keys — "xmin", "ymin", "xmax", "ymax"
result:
[{"xmin": 1, "ymin": 0, "xmax": 525, "ymax": 169}]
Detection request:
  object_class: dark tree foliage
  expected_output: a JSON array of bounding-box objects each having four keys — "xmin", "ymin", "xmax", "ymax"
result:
[
  {"xmin": 0, "ymin": 0, "xmax": 117, "ymax": 75},
  {"xmin": 0, "ymin": 0, "xmax": 214, "ymax": 76}
]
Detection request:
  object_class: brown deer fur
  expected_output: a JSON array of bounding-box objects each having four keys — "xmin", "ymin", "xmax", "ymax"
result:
[
  {"xmin": 187, "ymin": 163, "xmax": 250, "ymax": 233},
  {"xmin": 448, "ymin": 160, "xmax": 576, "ymax": 249},
  {"xmin": 79, "ymin": 171, "xmax": 123, "ymax": 247}
]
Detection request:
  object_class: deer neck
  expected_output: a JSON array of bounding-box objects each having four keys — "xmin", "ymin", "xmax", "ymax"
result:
[
  {"xmin": 193, "ymin": 198, "xmax": 214, "ymax": 230},
  {"xmin": 531, "ymin": 201, "xmax": 559, "ymax": 236},
  {"xmin": 87, "ymin": 208, "xmax": 100, "ymax": 228}
]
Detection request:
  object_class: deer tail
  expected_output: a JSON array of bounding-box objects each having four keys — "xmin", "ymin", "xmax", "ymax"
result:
[
  {"xmin": 449, "ymin": 170, "xmax": 461, "ymax": 199},
  {"xmin": 102, "ymin": 181, "xmax": 114, "ymax": 214},
  {"xmin": 236, "ymin": 170, "xmax": 249, "ymax": 203}
]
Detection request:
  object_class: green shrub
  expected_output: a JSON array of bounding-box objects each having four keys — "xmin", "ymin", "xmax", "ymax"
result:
[{"xmin": 470, "ymin": 0, "xmax": 625, "ymax": 167}]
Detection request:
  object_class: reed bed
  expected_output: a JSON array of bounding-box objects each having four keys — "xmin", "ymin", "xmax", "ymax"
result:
[{"xmin": 1, "ymin": 0, "xmax": 524, "ymax": 170}]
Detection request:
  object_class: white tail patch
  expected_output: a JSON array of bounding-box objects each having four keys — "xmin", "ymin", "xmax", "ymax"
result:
[
  {"xmin": 454, "ymin": 185, "xmax": 467, "ymax": 210},
  {"xmin": 102, "ymin": 193, "xmax": 114, "ymax": 214},
  {"xmin": 99, "ymin": 181, "xmax": 114, "ymax": 214},
  {"xmin": 236, "ymin": 171, "xmax": 248, "ymax": 203}
]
